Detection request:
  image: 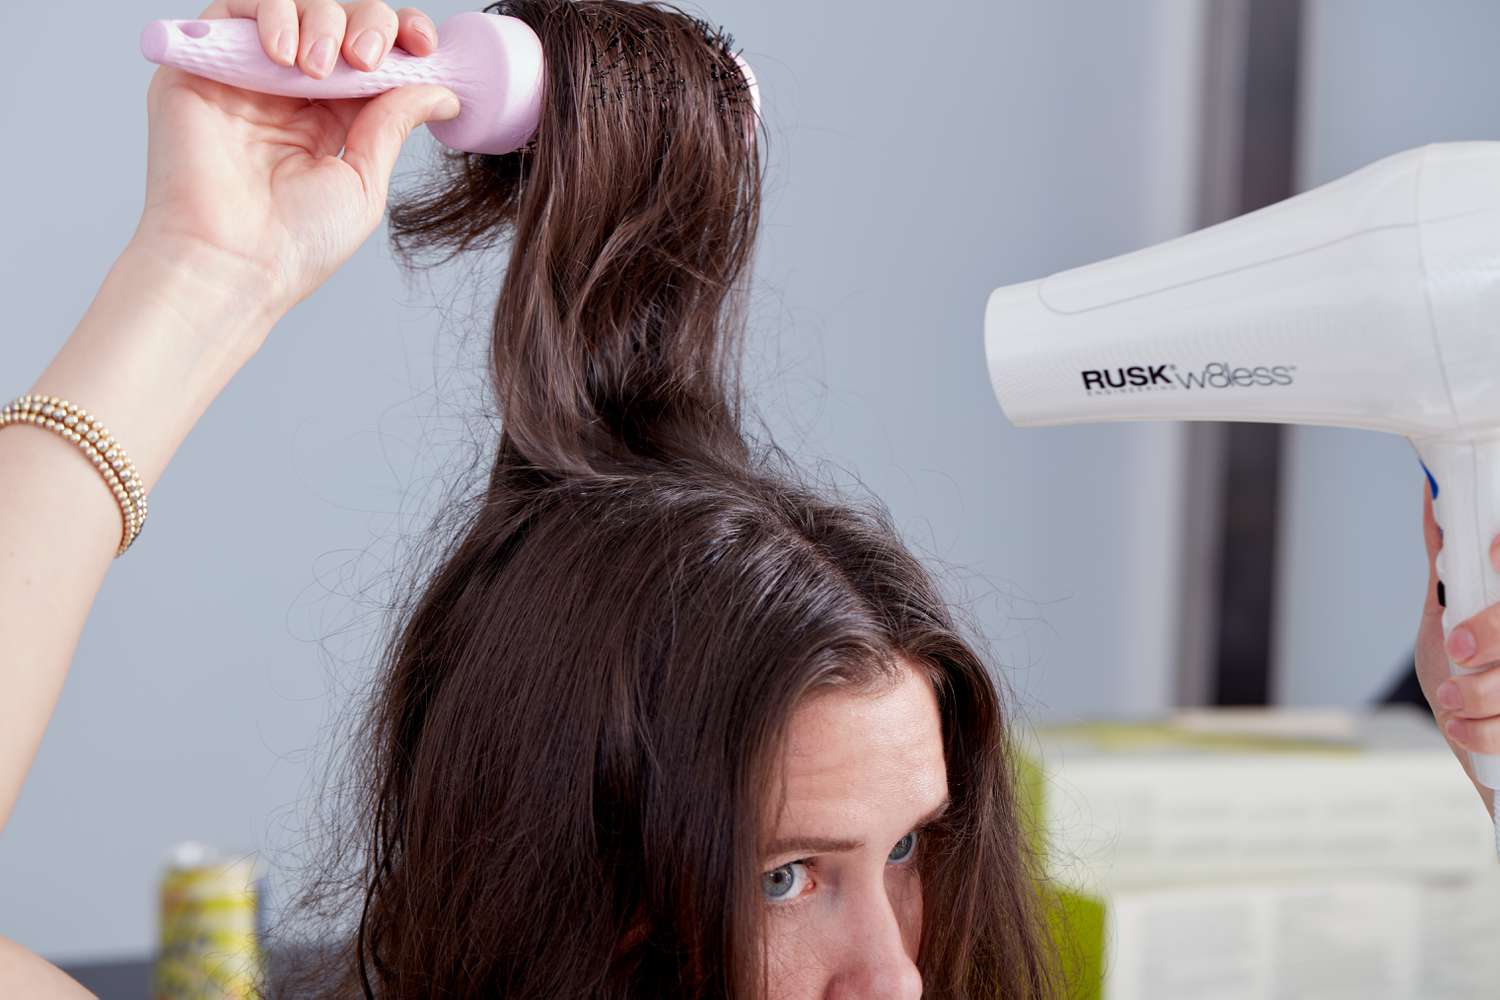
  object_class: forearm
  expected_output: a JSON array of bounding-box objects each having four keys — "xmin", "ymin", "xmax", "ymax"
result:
[{"xmin": 0, "ymin": 241, "xmax": 275, "ymax": 832}]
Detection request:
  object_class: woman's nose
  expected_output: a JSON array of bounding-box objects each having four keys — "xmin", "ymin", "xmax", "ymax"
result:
[{"xmin": 823, "ymin": 892, "xmax": 922, "ymax": 1000}]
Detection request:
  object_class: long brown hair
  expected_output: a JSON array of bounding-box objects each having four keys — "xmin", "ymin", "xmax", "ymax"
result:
[{"xmin": 278, "ymin": 1, "xmax": 1059, "ymax": 996}]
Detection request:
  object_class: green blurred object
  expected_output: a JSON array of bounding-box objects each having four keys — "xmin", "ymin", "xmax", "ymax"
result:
[
  {"xmin": 1016, "ymin": 708, "xmax": 1500, "ymax": 1000},
  {"xmin": 154, "ymin": 843, "xmax": 266, "ymax": 1000},
  {"xmin": 1043, "ymin": 886, "xmax": 1105, "ymax": 1000}
]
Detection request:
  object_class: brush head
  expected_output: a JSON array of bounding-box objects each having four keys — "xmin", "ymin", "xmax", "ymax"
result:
[
  {"xmin": 426, "ymin": 12, "xmax": 544, "ymax": 155},
  {"xmin": 731, "ymin": 51, "xmax": 760, "ymax": 119}
]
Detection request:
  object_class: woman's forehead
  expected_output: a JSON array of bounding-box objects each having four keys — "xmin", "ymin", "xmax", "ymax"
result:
[{"xmin": 766, "ymin": 665, "xmax": 947, "ymax": 842}]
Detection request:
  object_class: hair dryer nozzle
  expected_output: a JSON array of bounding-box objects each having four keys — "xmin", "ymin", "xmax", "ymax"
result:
[
  {"xmin": 984, "ymin": 141, "xmax": 1500, "ymax": 795},
  {"xmin": 985, "ymin": 143, "xmax": 1500, "ymax": 438}
]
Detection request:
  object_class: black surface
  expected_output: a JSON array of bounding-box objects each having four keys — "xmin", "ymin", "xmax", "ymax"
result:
[
  {"xmin": 1212, "ymin": 422, "xmax": 1285, "ymax": 705},
  {"xmin": 1209, "ymin": 0, "xmax": 1303, "ymax": 706},
  {"xmin": 58, "ymin": 957, "xmax": 149, "ymax": 1000},
  {"xmin": 60, "ymin": 945, "xmax": 333, "ymax": 998}
]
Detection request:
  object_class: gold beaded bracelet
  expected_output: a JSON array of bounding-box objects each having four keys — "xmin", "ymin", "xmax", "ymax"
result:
[{"xmin": 0, "ymin": 394, "xmax": 147, "ymax": 557}]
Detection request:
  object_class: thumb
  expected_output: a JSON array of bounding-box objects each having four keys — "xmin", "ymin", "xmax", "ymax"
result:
[{"xmin": 341, "ymin": 84, "xmax": 461, "ymax": 208}]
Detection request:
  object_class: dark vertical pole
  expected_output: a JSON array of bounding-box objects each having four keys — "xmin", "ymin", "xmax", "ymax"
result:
[{"xmin": 1210, "ymin": 0, "xmax": 1303, "ymax": 706}]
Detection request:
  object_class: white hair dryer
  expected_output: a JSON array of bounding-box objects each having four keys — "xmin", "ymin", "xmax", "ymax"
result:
[{"xmin": 984, "ymin": 141, "xmax": 1500, "ymax": 794}]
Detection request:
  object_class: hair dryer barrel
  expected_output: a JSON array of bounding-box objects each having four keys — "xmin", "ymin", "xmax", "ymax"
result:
[
  {"xmin": 985, "ymin": 143, "xmax": 1500, "ymax": 439},
  {"xmin": 985, "ymin": 142, "xmax": 1500, "ymax": 798}
]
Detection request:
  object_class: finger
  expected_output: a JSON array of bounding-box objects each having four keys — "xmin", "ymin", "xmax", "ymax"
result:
[
  {"xmin": 175, "ymin": 2, "xmax": 300, "ymax": 111},
  {"xmin": 341, "ymin": 84, "xmax": 461, "ymax": 207},
  {"xmin": 1446, "ymin": 605, "xmax": 1495, "ymax": 668},
  {"xmin": 343, "ymin": 1, "xmax": 401, "ymax": 71},
  {"xmin": 394, "ymin": 7, "xmax": 440, "ymax": 55},
  {"xmin": 214, "ymin": 0, "xmax": 300, "ymax": 65},
  {"xmin": 1443, "ymin": 712, "xmax": 1500, "ymax": 756},
  {"xmin": 1436, "ymin": 661, "xmax": 1500, "ymax": 720},
  {"xmin": 1450, "ymin": 531, "xmax": 1500, "ymax": 663},
  {"xmin": 299, "ymin": 0, "xmax": 349, "ymax": 79}
]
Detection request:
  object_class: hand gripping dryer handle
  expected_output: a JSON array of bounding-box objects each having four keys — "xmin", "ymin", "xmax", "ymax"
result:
[{"xmin": 1415, "ymin": 440, "xmax": 1500, "ymax": 789}]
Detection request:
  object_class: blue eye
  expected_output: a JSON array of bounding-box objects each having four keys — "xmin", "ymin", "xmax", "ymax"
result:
[
  {"xmin": 888, "ymin": 830, "xmax": 918, "ymax": 864},
  {"xmin": 761, "ymin": 861, "xmax": 811, "ymax": 902}
]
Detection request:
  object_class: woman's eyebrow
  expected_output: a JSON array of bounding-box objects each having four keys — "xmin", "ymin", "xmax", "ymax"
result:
[
  {"xmin": 764, "ymin": 834, "xmax": 863, "ymax": 856},
  {"xmin": 918, "ymin": 796, "xmax": 951, "ymax": 827},
  {"xmin": 763, "ymin": 797, "xmax": 951, "ymax": 858}
]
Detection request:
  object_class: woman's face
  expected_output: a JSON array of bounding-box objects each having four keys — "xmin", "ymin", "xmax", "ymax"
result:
[{"xmin": 759, "ymin": 662, "xmax": 948, "ymax": 1000}]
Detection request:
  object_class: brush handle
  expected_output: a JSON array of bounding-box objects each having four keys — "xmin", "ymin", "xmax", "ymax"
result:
[
  {"xmin": 143, "ymin": 17, "xmax": 453, "ymax": 100},
  {"xmin": 140, "ymin": 13, "xmax": 543, "ymax": 154},
  {"xmin": 1415, "ymin": 437, "xmax": 1500, "ymax": 789}
]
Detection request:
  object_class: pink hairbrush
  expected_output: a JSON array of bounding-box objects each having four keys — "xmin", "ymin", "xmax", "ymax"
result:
[
  {"xmin": 140, "ymin": 12, "xmax": 544, "ymax": 155},
  {"xmin": 140, "ymin": 13, "xmax": 761, "ymax": 156}
]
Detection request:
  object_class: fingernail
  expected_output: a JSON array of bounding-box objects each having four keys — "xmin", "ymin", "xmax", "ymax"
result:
[
  {"xmin": 1447, "ymin": 626, "xmax": 1477, "ymax": 662},
  {"xmin": 437, "ymin": 94, "xmax": 461, "ymax": 119},
  {"xmin": 1438, "ymin": 679, "xmax": 1464, "ymax": 711},
  {"xmin": 274, "ymin": 30, "xmax": 296, "ymax": 64},
  {"xmin": 310, "ymin": 37, "xmax": 337, "ymax": 75},
  {"xmin": 413, "ymin": 18, "xmax": 437, "ymax": 46},
  {"xmin": 1445, "ymin": 718, "xmax": 1464, "ymax": 744},
  {"xmin": 353, "ymin": 30, "xmax": 383, "ymax": 68}
]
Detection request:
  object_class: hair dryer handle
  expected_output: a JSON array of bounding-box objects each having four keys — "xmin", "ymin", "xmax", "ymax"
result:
[
  {"xmin": 1413, "ymin": 437, "xmax": 1500, "ymax": 789},
  {"xmin": 140, "ymin": 17, "xmax": 447, "ymax": 100}
]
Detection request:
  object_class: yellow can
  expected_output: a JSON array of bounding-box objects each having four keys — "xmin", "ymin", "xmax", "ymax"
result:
[{"xmin": 154, "ymin": 842, "xmax": 266, "ymax": 1000}]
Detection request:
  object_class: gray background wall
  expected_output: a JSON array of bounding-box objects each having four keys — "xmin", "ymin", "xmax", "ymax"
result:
[
  {"xmin": 0, "ymin": 0, "xmax": 1282, "ymax": 962},
  {"xmin": 1273, "ymin": 0, "xmax": 1500, "ymax": 705}
]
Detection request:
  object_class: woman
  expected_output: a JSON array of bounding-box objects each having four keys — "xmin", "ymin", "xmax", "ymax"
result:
[{"xmin": 0, "ymin": 1, "xmax": 1493, "ymax": 997}]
